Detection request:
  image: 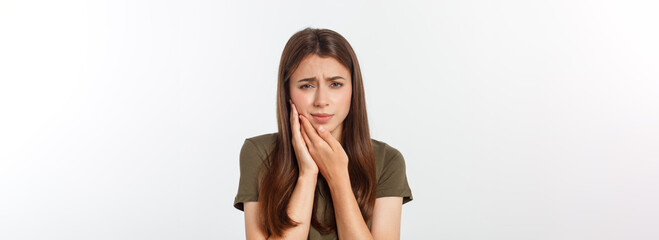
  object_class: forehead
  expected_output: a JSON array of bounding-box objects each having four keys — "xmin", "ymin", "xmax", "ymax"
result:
[{"xmin": 291, "ymin": 55, "xmax": 350, "ymax": 79}]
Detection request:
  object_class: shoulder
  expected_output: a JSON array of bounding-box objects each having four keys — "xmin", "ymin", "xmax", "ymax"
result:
[
  {"xmin": 371, "ymin": 138, "xmax": 406, "ymax": 180},
  {"xmin": 371, "ymin": 138, "xmax": 404, "ymax": 164},
  {"xmin": 239, "ymin": 132, "xmax": 277, "ymax": 166},
  {"xmin": 242, "ymin": 132, "xmax": 277, "ymax": 154},
  {"xmin": 244, "ymin": 132, "xmax": 277, "ymax": 148}
]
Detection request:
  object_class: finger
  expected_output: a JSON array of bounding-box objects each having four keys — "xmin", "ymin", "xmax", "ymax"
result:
[
  {"xmin": 316, "ymin": 124, "xmax": 341, "ymax": 152},
  {"xmin": 289, "ymin": 102, "xmax": 295, "ymax": 127},
  {"xmin": 299, "ymin": 114, "xmax": 325, "ymax": 145},
  {"xmin": 290, "ymin": 99, "xmax": 297, "ymax": 115},
  {"xmin": 290, "ymin": 104, "xmax": 307, "ymax": 153},
  {"xmin": 290, "ymin": 102, "xmax": 300, "ymax": 131},
  {"xmin": 300, "ymin": 118, "xmax": 312, "ymax": 148}
]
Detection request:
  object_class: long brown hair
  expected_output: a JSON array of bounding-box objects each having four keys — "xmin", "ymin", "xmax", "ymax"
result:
[{"xmin": 257, "ymin": 27, "xmax": 376, "ymax": 237}]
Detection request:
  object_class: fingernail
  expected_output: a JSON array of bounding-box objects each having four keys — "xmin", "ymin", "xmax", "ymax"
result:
[{"xmin": 319, "ymin": 126, "xmax": 325, "ymax": 132}]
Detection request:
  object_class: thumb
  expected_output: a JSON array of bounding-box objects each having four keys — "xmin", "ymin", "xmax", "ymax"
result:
[{"xmin": 317, "ymin": 125, "xmax": 340, "ymax": 151}]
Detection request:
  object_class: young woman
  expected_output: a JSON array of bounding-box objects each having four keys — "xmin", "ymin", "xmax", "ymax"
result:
[{"xmin": 234, "ymin": 27, "xmax": 413, "ymax": 240}]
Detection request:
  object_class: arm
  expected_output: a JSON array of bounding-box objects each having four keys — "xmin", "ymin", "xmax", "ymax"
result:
[
  {"xmin": 327, "ymin": 175, "xmax": 405, "ymax": 240},
  {"xmin": 370, "ymin": 197, "xmax": 403, "ymax": 240},
  {"xmin": 243, "ymin": 173, "xmax": 318, "ymax": 240},
  {"xmin": 272, "ymin": 173, "xmax": 318, "ymax": 240},
  {"xmin": 326, "ymin": 172, "xmax": 374, "ymax": 239},
  {"xmin": 244, "ymin": 202, "xmax": 267, "ymax": 240},
  {"xmin": 326, "ymin": 169, "xmax": 405, "ymax": 240}
]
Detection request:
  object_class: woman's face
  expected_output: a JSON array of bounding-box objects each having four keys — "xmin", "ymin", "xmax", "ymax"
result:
[{"xmin": 289, "ymin": 54, "xmax": 352, "ymax": 141}]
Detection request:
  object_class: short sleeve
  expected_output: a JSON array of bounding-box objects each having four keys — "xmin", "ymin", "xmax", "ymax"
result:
[
  {"xmin": 376, "ymin": 146, "xmax": 413, "ymax": 204},
  {"xmin": 233, "ymin": 139, "xmax": 266, "ymax": 211}
]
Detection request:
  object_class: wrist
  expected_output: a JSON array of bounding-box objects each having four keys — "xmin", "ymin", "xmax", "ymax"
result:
[
  {"xmin": 298, "ymin": 171, "xmax": 318, "ymax": 179},
  {"xmin": 326, "ymin": 170, "xmax": 350, "ymax": 188}
]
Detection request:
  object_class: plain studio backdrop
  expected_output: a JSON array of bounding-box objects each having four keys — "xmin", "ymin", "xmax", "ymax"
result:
[{"xmin": 1, "ymin": 0, "xmax": 658, "ymax": 239}]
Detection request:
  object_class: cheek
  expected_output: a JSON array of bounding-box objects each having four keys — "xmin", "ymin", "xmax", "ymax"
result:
[
  {"xmin": 340, "ymin": 89, "xmax": 352, "ymax": 111},
  {"xmin": 289, "ymin": 90, "xmax": 310, "ymax": 114},
  {"xmin": 290, "ymin": 91, "xmax": 305, "ymax": 103}
]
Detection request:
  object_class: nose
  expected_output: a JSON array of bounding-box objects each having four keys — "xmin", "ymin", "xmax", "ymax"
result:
[{"xmin": 313, "ymin": 84, "xmax": 329, "ymax": 108}]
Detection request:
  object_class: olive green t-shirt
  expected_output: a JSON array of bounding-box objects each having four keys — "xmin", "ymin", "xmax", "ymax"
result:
[{"xmin": 233, "ymin": 133, "xmax": 413, "ymax": 239}]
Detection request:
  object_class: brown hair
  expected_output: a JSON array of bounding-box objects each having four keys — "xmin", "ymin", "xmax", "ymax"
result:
[{"xmin": 257, "ymin": 27, "xmax": 376, "ymax": 237}]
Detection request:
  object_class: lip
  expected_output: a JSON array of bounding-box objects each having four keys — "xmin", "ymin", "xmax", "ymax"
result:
[{"xmin": 311, "ymin": 113, "xmax": 333, "ymax": 123}]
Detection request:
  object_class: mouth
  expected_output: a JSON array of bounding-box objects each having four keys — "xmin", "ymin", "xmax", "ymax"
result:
[{"xmin": 311, "ymin": 113, "xmax": 333, "ymax": 123}]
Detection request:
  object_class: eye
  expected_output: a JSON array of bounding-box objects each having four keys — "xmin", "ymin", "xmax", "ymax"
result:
[
  {"xmin": 300, "ymin": 84, "xmax": 312, "ymax": 89},
  {"xmin": 331, "ymin": 82, "xmax": 343, "ymax": 87}
]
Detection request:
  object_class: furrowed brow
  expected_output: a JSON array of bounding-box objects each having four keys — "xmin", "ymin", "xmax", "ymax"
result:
[
  {"xmin": 328, "ymin": 76, "xmax": 345, "ymax": 81},
  {"xmin": 296, "ymin": 76, "xmax": 344, "ymax": 82},
  {"xmin": 297, "ymin": 77, "xmax": 316, "ymax": 83}
]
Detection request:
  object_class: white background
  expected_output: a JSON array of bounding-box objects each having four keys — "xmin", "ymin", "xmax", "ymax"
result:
[{"xmin": 1, "ymin": 0, "xmax": 658, "ymax": 239}]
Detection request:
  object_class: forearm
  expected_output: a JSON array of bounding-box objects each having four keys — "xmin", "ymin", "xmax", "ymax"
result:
[
  {"xmin": 328, "ymin": 172, "xmax": 374, "ymax": 240},
  {"xmin": 271, "ymin": 173, "xmax": 317, "ymax": 240}
]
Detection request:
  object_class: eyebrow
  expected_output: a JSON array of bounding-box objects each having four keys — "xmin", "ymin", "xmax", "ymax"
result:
[{"xmin": 296, "ymin": 76, "xmax": 345, "ymax": 83}]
